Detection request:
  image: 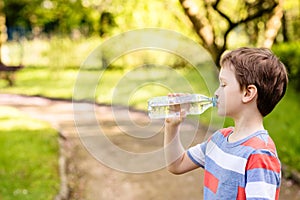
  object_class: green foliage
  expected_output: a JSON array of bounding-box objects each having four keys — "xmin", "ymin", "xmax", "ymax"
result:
[
  {"xmin": 4, "ymin": 0, "xmax": 102, "ymax": 36},
  {"xmin": 283, "ymin": 0, "xmax": 300, "ymax": 41},
  {"xmin": 265, "ymin": 88, "xmax": 300, "ymax": 172},
  {"xmin": 1, "ymin": 0, "xmax": 298, "ymax": 49},
  {"xmin": 272, "ymin": 42, "xmax": 300, "ymax": 90},
  {"xmin": 0, "ymin": 106, "xmax": 60, "ymax": 200},
  {"xmin": 3, "ymin": 0, "xmax": 193, "ymax": 39}
]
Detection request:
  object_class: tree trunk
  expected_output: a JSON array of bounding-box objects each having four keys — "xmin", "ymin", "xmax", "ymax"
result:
[
  {"xmin": 263, "ymin": 0, "xmax": 284, "ymax": 48},
  {"xmin": 178, "ymin": 0, "xmax": 221, "ymax": 65},
  {"xmin": 178, "ymin": 0, "xmax": 282, "ymax": 66}
]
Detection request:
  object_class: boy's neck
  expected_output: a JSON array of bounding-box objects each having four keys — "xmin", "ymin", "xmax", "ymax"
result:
[{"xmin": 229, "ymin": 113, "xmax": 264, "ymax": 143}]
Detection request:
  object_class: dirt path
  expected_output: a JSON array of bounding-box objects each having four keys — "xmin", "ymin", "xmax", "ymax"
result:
[{"xmin": 1, "ymin": 94, "xmax": 299, "ymax": 200}]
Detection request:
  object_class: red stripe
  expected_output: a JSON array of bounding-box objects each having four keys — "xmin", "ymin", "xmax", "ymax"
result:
[
  {"xmin": 242, "ymin": 137, "xmax": 267, "ymax": 149},
  {"xmin": 236, "ymin": 186, "xmax": 246, "ymax": 200},
  {"xmin": 204, "ymin": 170, "xmax": 219, "ymax": 194},
  {"xmin": 242, "ymin": 136, "xmax": 276, "ymax": 154},
  {"xmin": 267, "ymin": 137, "xmax": 276, "ymax": 152},
  {"xmin": 220, "ymin": 127, "xmax": 233, "ymax": 137},
  {"xmin": 275, "ymin": 188, "xmax": 280, "ymax": 200},
  {"xmin": 246, "ymin": 154, "xmax": 281, "ymax": 173}
]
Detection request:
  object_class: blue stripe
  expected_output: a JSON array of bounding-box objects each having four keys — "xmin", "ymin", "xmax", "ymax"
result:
[{"xmin": 247, "ymin": 168, "xmax": 281, "ymax": 187}]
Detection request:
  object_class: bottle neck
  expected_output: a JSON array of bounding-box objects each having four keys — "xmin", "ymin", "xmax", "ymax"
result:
[
  {"xmin": 194, "ymin": 94, "xmax": 217, "ymax": 106},
  {"xmin": 211, "ymin": 97, "xmax": 217, "ymax": 107}
]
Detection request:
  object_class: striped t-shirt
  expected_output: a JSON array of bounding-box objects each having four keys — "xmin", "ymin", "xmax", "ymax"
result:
[{"xmin": 187, "ymin": 127, "xmax": 281, "ymax": 200}]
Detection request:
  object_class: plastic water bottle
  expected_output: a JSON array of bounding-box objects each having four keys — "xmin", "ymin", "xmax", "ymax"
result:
[{"xmin": 148, "ymin": 94, "xmax": 217, "ymax": 119}]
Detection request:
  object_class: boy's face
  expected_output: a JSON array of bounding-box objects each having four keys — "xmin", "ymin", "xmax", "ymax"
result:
[{"xmin": 214, "ymin": 66, "xmax": 244, "ymax": 118}]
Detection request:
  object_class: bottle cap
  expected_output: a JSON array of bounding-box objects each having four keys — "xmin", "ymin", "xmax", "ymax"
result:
[{"xmin": 211, "ymin": 97, "xmax": 217, "ymax": 107}]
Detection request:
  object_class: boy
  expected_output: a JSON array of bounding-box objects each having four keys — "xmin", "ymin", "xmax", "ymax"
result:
[{"xmin": 164, "ymin": 47, "xmax": 288, "ymax": 199}]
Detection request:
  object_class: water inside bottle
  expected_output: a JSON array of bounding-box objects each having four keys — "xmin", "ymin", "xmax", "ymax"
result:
[
  {"xmin": 148, "ymin": 99, "xmax": 214, "ymax": 119},
  {"xmin": 148, "ymin": 104, "xmax": 180, "ymax": 119}
]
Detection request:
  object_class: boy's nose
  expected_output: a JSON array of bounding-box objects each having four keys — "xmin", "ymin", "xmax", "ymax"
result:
[{"xmin": 214, "ymin": 88, "xmax": 219, "ymax": 98}]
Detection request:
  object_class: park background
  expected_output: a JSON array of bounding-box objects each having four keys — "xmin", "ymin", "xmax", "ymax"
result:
[{"xmin": 0, "ymin": 0, "xmax": 299, "ymax": 199}]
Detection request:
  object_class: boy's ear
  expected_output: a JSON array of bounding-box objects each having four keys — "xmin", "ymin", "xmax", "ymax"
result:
[{"xmin": 242, "ymin": 84, "xmax": 257, "ymax": 103}]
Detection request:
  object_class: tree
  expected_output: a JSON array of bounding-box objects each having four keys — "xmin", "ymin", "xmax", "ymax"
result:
[
  {"xmin": 263, "ymin": 0, "xmax": 284, "ymax": 47},
  {"xmin": 178, "ymin": 0, "xmax": 283, "ymax": 66},
  {"xmin": 2, "ymin": 0, "xmax": 105, "ymax": 38},
  {"xmin": 0, "ymin": 0, "xmax": 6, "ymax": 64}
]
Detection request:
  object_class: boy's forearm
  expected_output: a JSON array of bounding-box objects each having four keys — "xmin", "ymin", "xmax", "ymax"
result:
[{"xmin": 164, "ymin": 123, "xmax": 185, "ymax": 174}]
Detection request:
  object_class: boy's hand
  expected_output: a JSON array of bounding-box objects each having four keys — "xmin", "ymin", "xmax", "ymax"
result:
[{"xmin": 165, "ymin": 93, "xmax": 187, "ymax": 126}]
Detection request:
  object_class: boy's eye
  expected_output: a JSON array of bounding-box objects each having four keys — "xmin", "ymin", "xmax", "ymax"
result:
[{"xmin": 220, "ymin": 83, "xmax": 226, "ymax": 87}]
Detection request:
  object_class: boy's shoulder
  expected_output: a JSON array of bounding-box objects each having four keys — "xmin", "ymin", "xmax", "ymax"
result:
[
  {"xmin": 242, "ymin": 130, "xmax": 277, "ymax": 157},
  {"xmin": 242, "ymin": 132, "xmax": 276, "ymax": 150}
]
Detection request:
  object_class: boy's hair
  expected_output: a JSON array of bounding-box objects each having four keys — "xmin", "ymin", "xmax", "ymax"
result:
[{"xmin": 220, "ymin": 47, "xmax": 288, "ymax": 117}]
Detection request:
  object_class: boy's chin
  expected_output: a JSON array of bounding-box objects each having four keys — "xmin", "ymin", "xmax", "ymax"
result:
[{"xmin": 217, "ymin": 110, "xmax": 226, "ymax": 117}]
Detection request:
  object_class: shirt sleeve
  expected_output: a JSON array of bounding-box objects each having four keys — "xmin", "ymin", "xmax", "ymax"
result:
[
  {"xmin": 187, "ymin": 141, "xmax": 207, "ymax": 168},
  {"xmin": 245, "ymin": 149, "xmax": 281, "ymax": 200}
]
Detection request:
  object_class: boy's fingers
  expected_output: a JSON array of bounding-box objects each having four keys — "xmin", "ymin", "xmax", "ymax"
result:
[
  {"xmin": 169, "ymin": 104, "xmax": 181, "ymax": 112},
  {"xmin": 165, "ymin": 110, "xmax": 186, "ymax": 124}
]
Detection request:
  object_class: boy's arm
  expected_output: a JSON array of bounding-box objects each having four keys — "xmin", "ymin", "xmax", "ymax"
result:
[
  {"xmin": 245, "ymin": 150, "xmax": 281, "ymax": 200},
  {"xmin": 164, "ymin": 111, "xmax": 199, "ymax": 174}
]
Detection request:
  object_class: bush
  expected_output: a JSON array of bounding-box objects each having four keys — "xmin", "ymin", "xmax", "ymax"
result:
[{"xmin": 272, "ymin": 42, "xmax": 300, "ymax": 90}]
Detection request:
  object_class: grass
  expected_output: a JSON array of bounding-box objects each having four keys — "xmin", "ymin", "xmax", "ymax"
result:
[
  {"xmin": 0, "ymin": 68, "xmax": 78, "ymax": 98},
  {"xmin": 0, "ymin": 106, "xmax": 60, "ymax": 200}
]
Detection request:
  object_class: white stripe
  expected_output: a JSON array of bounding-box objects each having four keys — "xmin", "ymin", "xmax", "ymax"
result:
[
  {"xmin": 246, "ymin": 182, "xmax": 276, "ymax": 199},
  {"xmin": 188, "ymin": 144, "xmax": 205, "ymax": 166},
  {"xmin": 206, "ymin": 141, "xmax": 247, "ymax": 174}
]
